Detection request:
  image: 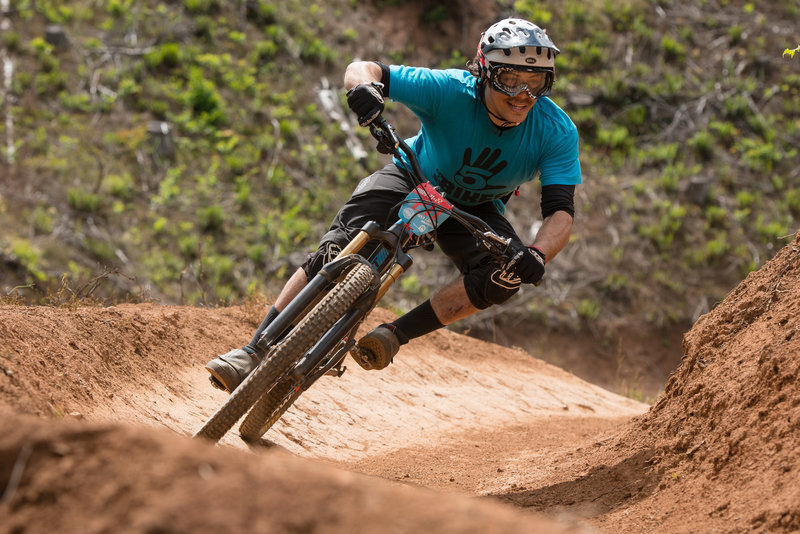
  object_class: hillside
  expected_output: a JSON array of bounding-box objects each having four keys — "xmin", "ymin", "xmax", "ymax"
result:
[
  {"xmin": 1, "ymin": 0, "xmax": 799, "ymax": 397},
  {"xmin": 1, "ymin": 232, "xmax": 798, "ymax": 532}
]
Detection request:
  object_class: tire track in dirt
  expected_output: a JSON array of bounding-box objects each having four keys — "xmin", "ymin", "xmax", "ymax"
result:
[{"xmin": 86, "ymin": 308, "xmax": 647, "ymax": 460}]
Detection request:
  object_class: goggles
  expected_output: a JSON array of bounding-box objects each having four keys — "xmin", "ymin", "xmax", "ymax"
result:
[{"xmin": 488, "ymin": 66, "xmax": 551, "ymax": 99}]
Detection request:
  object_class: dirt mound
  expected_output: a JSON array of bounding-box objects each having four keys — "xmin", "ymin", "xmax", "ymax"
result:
[
  {"xmin": 0, "ymin": 302, "xmax": 260, "ymax": 417},
  {"xmin": 637, "ymin": 230, "xmax": 800, "ymax": 531},
  {"xmin": 0, "ymin": 409, "xmax": 580, "ymax": 534},
  {"xmin": 491, "ymin": 231, "xmax": 800, "ymax": 532}
]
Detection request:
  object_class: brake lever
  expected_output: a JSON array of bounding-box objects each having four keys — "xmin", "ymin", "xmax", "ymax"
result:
[
  {"xmin": 368, "ymin": 117, "xmax": 400, "ymax": 156},
  {"xmin": 482, "ymin": 231, "xmax": 512, "ymax": 251}
]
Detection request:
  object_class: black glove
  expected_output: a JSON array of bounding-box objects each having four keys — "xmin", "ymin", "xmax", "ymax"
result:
[
  {"xmin": 346, "ymin": 82, "xmax": 385, "ymax": 126},
  {"xmin": 504, "ymin": 246, "xmax": 546, "ymax": 285}
]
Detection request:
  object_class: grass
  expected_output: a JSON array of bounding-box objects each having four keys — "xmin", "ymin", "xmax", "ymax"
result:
[{"xmin": 2, "ymin": 0, "xmax": 799, "ymax": 339}]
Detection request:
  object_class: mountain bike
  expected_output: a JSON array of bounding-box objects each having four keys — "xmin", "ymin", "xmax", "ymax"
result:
[{"xmin": 193, "ymin": 117, "xmax": 517, "ymax": 444}]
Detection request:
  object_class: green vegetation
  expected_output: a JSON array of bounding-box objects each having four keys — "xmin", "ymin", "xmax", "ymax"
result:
[{"xmin": 0, "ymin": 0, "xmax": 798, "ymax": 337}]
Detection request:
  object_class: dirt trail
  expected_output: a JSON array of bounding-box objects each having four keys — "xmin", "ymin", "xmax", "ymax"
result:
[
  {"xmin": 92, "ymin": 308, "xmax": 645, "ymax": 459},
  {"xmin": 0, "ymin": 302, "xmax": 644, "ymax": 532},
  {"xmin": 1, "ymin": 230, "xmax": 799, "ymax": 533}
]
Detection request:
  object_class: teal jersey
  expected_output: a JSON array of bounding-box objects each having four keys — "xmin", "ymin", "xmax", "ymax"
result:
[{"xmin": 388, "ymin": 65, "xmax": 582, "ymax": 211}]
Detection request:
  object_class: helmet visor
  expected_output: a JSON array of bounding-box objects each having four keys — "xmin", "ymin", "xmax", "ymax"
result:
[{"xmin": 489, "ymin": 66, "xmax": 551, "ymax": 99}]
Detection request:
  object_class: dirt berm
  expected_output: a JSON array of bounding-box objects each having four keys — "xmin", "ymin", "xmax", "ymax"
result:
[{"xmin": 1, "ymin": 231, "xmax": 798, "ymax": 533}]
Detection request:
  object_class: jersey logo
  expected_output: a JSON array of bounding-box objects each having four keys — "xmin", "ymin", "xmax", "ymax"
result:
[
  {"xmin": 437, "ymin": 147, "xmax": 510, "ymax": 205},
  {"xmin": 453, "ymin": 148, "xmax": 508, "ymax": 190}
]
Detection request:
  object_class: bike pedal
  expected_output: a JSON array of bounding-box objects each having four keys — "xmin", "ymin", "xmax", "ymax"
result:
[
  {"xmin": 208, "ymin": 375, "xmax": 229, "ymax": 392},
  {"xmin": 325, "ymin": 365, "xmax": 347, "ymax": 378}
]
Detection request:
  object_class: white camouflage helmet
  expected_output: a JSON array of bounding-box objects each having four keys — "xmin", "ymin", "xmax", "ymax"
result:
[{"xmin": 478, "ymin": 18, "xmax": 560, "ymax": 71}]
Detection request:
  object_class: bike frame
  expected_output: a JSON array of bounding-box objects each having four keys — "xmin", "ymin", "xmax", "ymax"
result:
[{"xmin": 254, "ymin": 117, "xmax": 515, "ymax": 393}]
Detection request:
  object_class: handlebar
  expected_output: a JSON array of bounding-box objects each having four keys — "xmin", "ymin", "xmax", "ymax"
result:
[
  {"xmin": 369, "ymin": 117, "xmax": 424, "ymax": 188},
  {"xmin": 368, "ymin": 117, "xmax": 514, "ymax": 263}
]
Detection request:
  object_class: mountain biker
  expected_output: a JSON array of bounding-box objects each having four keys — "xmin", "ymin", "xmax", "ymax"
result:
[{"xmin": 206, "ymin": 17, "xmax": 581, "ymax": 393}]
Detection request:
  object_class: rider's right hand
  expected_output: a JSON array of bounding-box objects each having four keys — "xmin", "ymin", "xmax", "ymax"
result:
[{"xmin": 346, "ymin": 82, "xmax": 385, "ymax": 126}]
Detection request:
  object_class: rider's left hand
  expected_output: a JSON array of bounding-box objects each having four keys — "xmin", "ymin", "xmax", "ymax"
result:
[{"xmin": 505, "ymin": 246, "xmax": 546, "ymax": 285}]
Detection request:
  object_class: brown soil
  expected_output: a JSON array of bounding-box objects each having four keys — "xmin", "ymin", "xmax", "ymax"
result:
[{"xmin": 1, "ymin": 231, "xmax": 799, "ymax": 533}]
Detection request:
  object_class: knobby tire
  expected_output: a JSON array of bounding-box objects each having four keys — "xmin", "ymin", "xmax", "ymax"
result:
[
  {"xmin": 193, "ymin": 263, "xmax": 374, "ymax": 443},
  {"xmin": 239, "ymin": 375, "xmax": 302, "ymax": 442},
  {"xmin": 239, "ymin": 263, "xmax": 374, "ymax": 441}
]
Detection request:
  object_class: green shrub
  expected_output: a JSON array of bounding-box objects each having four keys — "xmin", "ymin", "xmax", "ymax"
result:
[
  {"xmin": 246, "ymin": 244, "xmax": 266, "ymax": 263},
  {"xmin": 661, "ymin": 36, "xmax": 687, "ymax": 64},
  {"xmin": 756, "ymin": 215, "xmax": 789, "ymax": 243},
  {"xmin": 736, "ymin": 190, "xmax": 758, "ymax": 209},
  {"xmin": 704, "ymin": 205, "xmax": 729, "ymax": 228},
  {"xmin": 576, "ymin": 299, "xmax": 601, "ymax": 320},
  {"xmin": 724, "ymin": 94, "xmax": 750, "ymax": 119},
  {"xmin": 183, "ymin": 0, "xmax": 219, "ymax": 14},
  {"xmin": 9, "ymin": 240, "xmax": 47, "ymax": 281},
  {"xmin": 152, "ymin": 217, "xmax": 169, "ymax": 235},
  {"xmin": 107, "ymin": 0, "xmax": 133, "ymax": 18},
  {"xmin": 513, "ymin": 1, "xmax": 552, "ymax": 24},
  {"xmin": 574, "ymin": 42, "xmax": 606, "ymax": 70},
  {"xmin": 203, "ymin": 254, "xmax": 235, "ymax": 285},
  {"xmin": 197, "ymin": 205, "xmax": 225, "ymax": 232},
  {"xmin": 635, "ymin": 143, "xmax": 679, "ymax": 169},
  {"xmin": 621, "ymin": 104, "xmax": 647, "ymax": 130},
  {"xmin": 300, "ymin": 38, "xmax": 334, "ymax": 64},
  {"xmin": 32, "ymin": 207, "xmax": 54, "ymax": 234},
  {"xmin": 178, "ymin": 234, "xmax": 200, "ymax": 259},
  {"xmin": 187, "ymin": 69, "xmax": 226, "ymax": 125},
  {"xmin": 67, "ymin": 188, "xmax": 103, "ymax": 213},
  {"xmin": 659, "ymin": 163, "xmax": 696, "ymax": 193},
  {"xmin": 228, "ymin": 31, "xmax": 246, "ymax": 44},
  {"xmin": 787, "ymin": 189, "xmax": 800, "ymax": 215},
  {"xmin": 59, "ymin": 91, "xmax": 93, "ymax": 112},
  {"xmin": 85, "ymin": 237, "xmax": 116, "ymax": 261},
  {"xmin": 145, "ymin": 43, "xmax": 183, "ymax": 70},
  {"xmin": 246, "ymin": 0, "xmax": 277, "ymax": 24},
  {"xmin": 689, "ymin": 233, "xmax": 730, "ymax": 265},
  {"xmin": 736, "ymin": 138, "xmax": 783, "ymax": 173},
  {"xmin": 728, "ymin": 25, "xmax": 745, "ymax": 44},
  {"xmin": 2, "ymin": 31, "xmax": 20, "ymax": 51},
  {"xmin": 637, "ymin": 201, "xmax": 687, "ymax": 250},
  {"xmin": 254, "ymin": 40, "xmax": 278, "ymax": 62},
  {"xmin": 439, "ymin": 50, "xmax": 469, "ymax": 70},
  {"xmin": 193, "ymin": 16, "xmax": 216, "ymax": 42},
  {"xmin": 597, "ymin": 125, "xmax": 632, "ymax": 153},
  {"xmin": 29, "ymin": 37, "xmax": 53, "ymax": 56},
  {"xmin": 709, "ymin": 120, "xmax": 737, "ymax": 145},
  {"xmin": 234, "ymin": 176, "xmax": 252, "ymax": 205},
  {"xmin": 689, "ymin": 130, "xmax": 714, "ymax": 160}
]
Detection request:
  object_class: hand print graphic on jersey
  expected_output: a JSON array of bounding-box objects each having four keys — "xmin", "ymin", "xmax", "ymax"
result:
[{"xmin": 435, "ymin": 147, "xmax": 511, "ymax": 205}]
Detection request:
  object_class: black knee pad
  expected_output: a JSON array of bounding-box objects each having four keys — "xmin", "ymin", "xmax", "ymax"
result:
[
  {"xmin": 301, "ymin": 241, "xmax": 343, "ymax": 279},
  {"xmin": 463, "ymin": 262, "xmax": 521, "ymax": 310}
]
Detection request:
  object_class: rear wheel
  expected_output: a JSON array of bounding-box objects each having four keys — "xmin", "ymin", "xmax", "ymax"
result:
[
  {"xmin": 239, "ymin": 375, "xmax": 303, "ymax": 443},
  {"xmin": 193, "ymin": 263, "xmax": 374, "ymax": 443}
]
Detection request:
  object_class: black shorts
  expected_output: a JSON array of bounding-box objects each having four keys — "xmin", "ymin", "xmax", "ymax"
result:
[{"xmin": 312, "ymin": 163, "xmax": 524, "ymax": 275}]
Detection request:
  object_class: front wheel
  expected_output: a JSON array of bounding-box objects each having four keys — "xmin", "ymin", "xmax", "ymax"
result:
[
  {"xmin": 193, "ymin": 262, "xmax": 374, "ymax": 443},
  {"xmin": 238, "ymin": 264, "xmax": 373, "ymax": 442}
]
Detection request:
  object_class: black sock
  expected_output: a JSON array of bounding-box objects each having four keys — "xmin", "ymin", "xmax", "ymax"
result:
[
  {"xmin": 244, "ymin": 306, "xmax": 280, "ymax": 353},
  {"xmin": 391, "ymin": 300, "xmax": 445, "ymax": 344}
]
